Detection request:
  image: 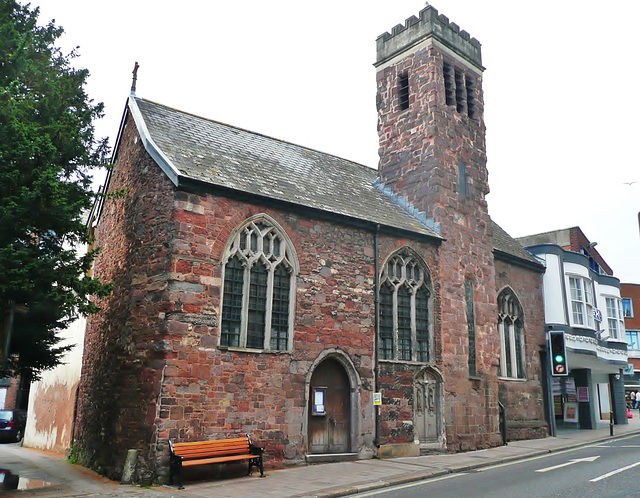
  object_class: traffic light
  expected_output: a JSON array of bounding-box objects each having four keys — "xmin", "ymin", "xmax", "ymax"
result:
[{"xmin": 549, "ymin": 331, "xmax": 568, "ymax": 376}]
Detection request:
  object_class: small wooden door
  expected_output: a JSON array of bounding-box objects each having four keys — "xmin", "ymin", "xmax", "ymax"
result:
[
  {"xmin": 308, "ymin": 358, "xmax": 350, "ymax": 453},
  {"xmin": 414, "ymin": 369, "xmax": 441, "ymax": 443}
]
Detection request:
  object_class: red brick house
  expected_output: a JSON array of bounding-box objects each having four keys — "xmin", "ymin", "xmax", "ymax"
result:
[
  {"xmin": 75, "ymin": 6, "xmax": 549, "ymax": 481},
  {"xmin": 622, "ymin": 283, "xmax": 640, "ymax": 388}
]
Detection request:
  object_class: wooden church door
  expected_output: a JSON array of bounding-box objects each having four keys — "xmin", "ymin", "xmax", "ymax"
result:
[
  {"xmin": 308, "ymin": 358, "xmax": 350, "ymax": 453},
  {"xmin": 414, "ymin": 369, "xmax": 441, "ymax": 443}
]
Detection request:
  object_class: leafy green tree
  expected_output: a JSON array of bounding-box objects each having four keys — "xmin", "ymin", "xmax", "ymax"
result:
[{"xmin": 0, "ymin": 0, "xmax": 112, "ymax": 379}]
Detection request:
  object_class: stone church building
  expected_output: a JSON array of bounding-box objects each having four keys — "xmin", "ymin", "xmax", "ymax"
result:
[{"xmin": 75, "ymin": 6, "xmax": 550, "ymax": 480}]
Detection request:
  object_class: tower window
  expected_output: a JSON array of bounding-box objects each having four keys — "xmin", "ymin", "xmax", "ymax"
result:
[
  {"xmin": 466, "ymin": 77, "xmax": 476, "ymax": 119},
  {"xmin": 443, "ymin": 61, "xmax": 476, "ymax": 119},
  {"xmin": 465, "ymin": 278, "xmax": 477, "ymax": 376},
  {"xmin": 458, "ymin": 161, "xmax": 467, "ymax": 196},
  {"xmin": 443, "ymin": 62, "xmax": 455, "ymax": 106},
  {"xmin": 454, "ymin": 69, "xmax": 466, "ymax": 114},
  {"xmin": 398, "ymin": 74, "xmax": 410, "ymax": 111}
]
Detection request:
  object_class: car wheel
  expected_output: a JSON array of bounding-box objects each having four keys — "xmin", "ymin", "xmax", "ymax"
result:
[{"xmin": 15, "ymin": 430, "xmax": 23, "ymax": 442}]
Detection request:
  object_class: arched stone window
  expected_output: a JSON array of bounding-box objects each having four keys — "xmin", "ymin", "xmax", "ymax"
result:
[
  {"xmin": 220, "ymin": 215, "xmax": 298, "ymax": 351},
  {"xmin": 379, "ymin": 249, "xmax": 433, "ymax": 362},
  {"xmin": 497, "ymin": 288, "xmax": 525, "ymax": 379}
]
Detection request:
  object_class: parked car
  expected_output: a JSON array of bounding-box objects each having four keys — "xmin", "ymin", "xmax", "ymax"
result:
[{"xmin": 0, "ymin": 410, "xmax": 27, "ymax": 442}]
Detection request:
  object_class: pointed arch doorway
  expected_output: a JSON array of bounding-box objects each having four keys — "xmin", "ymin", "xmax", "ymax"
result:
[{"xmin": 308, "ymin": 358, "xmax": 351, "ymax": 453}]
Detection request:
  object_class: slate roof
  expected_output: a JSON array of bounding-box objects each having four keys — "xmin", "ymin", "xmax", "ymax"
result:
[
  {"xmin": 492, "ymin": 221, "xmax": 544, "ymax": 270},
  {"xmin": 126, "ymin": 97, "xmax": 539, "ymax": 269},
  {"xmin": 129, "ymin": 97, "xmax": 440, "ymax": 239}
]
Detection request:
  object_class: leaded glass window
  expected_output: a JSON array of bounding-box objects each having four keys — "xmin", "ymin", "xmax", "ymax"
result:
[
  {"xmin": 416, "ymin": 288, "xmax": 429, "ymax": 362},
  {"xmin": 271, "ymin": 265, "xmax": 290, "ymax": 350},
  {"xmin": 221, "ymin": 256, "xmax": 243, "ymax": 347},
  {"xmin": 379, "ymin": 283, "xmax": 394, "ymax": 360},
  {"xmin": 498, "ymin": 288, "xmax": 525, "ymax": 379},
  {"xmin": 220, "ymin": 216, "xmax": 297, "ymax": 351},
  {"xmin": 378, "ymin": 250, "xmax": 432, "ymax": 362},
  {"xmin": 398, "ymin": 286, "xmax": 412, "ymax": 361}
]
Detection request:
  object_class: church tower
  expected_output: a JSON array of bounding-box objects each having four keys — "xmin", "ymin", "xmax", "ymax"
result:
[{"xmin": 376, "ymin": 6, "xmax": 501, "ymax": 450}]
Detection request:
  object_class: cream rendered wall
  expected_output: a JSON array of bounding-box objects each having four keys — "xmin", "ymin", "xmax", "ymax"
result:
[
  {"xmin": 541, "ymin": 253, "xmax": 566, "ymax": 325},
  {"xmin": 23, "ymin": 314, "xmax": 86, "ymax": 453}
]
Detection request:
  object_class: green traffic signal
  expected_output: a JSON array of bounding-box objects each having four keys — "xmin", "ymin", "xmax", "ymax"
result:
[{"xmin": 549, "ymin": 331, "xmax": 568, "ymax": 376}]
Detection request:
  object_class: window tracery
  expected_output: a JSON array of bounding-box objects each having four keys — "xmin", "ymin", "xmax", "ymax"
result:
[{"xmin": 221, "ymin": 217, "xmax": 297, "ymax": 351}]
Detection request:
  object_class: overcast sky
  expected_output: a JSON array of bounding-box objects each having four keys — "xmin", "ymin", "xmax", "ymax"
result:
[{"xmin": 37, "ymin": 0, "xmax": 640, "ymax": 283}]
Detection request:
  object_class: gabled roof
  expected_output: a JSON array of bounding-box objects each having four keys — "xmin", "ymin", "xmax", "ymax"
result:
[
  {"xmin": 127, "ymin": 96, "xmax": 441, "ymax": 240},
  {"xmin": 104, "ymin": 96, "xmax": 538, "ymax": 270},
  {"xmin": 492, "ymin": 221, "xmax": 544, "ymax": 271}
]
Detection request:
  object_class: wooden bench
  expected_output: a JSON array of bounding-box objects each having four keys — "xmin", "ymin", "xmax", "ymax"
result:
[{"xmin": 169, "ymin": 434, "xmax": 264, "ymax": 489}]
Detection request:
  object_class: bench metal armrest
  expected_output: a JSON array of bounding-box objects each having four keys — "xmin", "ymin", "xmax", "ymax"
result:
[
  {"xmin": 249, "ymin": 444, "xmax": 264, "ymax": 456},
  {"xmin": 246, "ymin": 433, "xmax": 264, "ymax": 456}
]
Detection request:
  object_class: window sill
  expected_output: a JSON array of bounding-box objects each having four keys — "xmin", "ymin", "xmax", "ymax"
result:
[
  {"xmin": 468, "ymin": 375, "xmax": 482, "ymax": 382},
  {"xmin": 379, "ymin": 359, "xmax": 432, "ymax": 366},
  {"xmin": 604, "ymin": 338, "xmax": 629, "ymax": 345},
  {"xmin": 498, "ymin": 376, "xmax": 527, "ymax": 382},
  {"xmin": 218, "ymin": 346, "xmax": 291, "ymax": 355}
]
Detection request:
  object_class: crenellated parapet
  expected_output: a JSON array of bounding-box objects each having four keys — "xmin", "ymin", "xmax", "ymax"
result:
[{"xmin": 375, "ymin": 5, "xmax": 482, "ymax": 70}]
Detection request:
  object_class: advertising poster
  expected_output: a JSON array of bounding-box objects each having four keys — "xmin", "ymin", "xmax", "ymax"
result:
[
  {"xmin": 564, "ymin": 402, "xmax": 579, "ymax": 423},
  {"xmin": 577, "ymin": 387, "xmax": 589, "ymax": 402}
]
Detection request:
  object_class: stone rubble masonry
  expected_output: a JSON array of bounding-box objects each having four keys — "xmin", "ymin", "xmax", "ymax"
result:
[
  {"xmin": 75, "ymin": 112, "xmax": 177, "ymax": 480},
  {"xmin": 495, "ymin": 258, "xmax": 549, "ymax": 440},
  {"xmin": 76, "ymin": 111, "xmax": 446, "ymax": 479},
  {"xmin": 376, "ymin": 26, "xmax": 501, "ymax": 450}
]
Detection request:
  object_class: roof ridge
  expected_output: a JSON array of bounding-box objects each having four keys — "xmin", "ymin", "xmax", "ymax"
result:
[{"xmin": 373, "ymin": 178, "xmax": 440, "ymax": 235}]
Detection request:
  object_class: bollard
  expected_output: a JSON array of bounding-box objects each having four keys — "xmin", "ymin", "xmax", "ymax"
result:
[
  {"xmin": 610, "ymin": 411, "xmax": 614, "ymax": 436},
  {"xmin": 120, "ymin": 449, "xmax": 138, "ymax": 485}
]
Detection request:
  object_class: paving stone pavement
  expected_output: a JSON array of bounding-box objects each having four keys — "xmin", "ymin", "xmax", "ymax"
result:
[{"xmin": 1, "ymin": 416, "xmax": 639, "ymax": 497}]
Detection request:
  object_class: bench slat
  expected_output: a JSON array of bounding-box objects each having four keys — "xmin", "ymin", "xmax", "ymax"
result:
[
  {"xmin": 181, "ymin": 453, "xmax": 255, "ymax": 467},
  {"xmin": 173, "ymin": 442, "xmax": 250, "ymax": 459},
  {"xmin": 174, "ymin": 442, "xmax": 247, "ymax": 451},
  {"xmin": 173, "ymin": 437, "xmax": 247, "ymax": 447},
  {"xmin": 177, "ymin": 449, "xmax": 250, "ymax": 459}
]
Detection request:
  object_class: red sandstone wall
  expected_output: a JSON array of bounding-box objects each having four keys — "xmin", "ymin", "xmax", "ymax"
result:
[
  {"xmin": 154, "ymin": 194, "xmax": 405, "ymax": 470},
  {"xmin": 494, "ymin": 258, "xmax": 549, "ymax": 440},
  {"xmin": 375, "ymin": 236, "xmax": 440, "ymax": 447},
  {"xmin": 377, "ymin": 42, "xmax": 501, "ymax": 451},
  {"xmin": 75, "ymin": 111, "xmax": 177, "ymax": 479},
  {"xmin": 78, "ymin": 109, "xmax": 449, "ymax": 478}
]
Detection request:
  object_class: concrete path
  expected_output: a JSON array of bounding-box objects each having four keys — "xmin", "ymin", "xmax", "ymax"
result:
[{"xmin": 2, "ymin": 416, "xmax": 639, "ymax": 497}]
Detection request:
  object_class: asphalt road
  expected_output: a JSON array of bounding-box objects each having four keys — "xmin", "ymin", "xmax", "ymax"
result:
[{"xmin": 352, "ymin": 433, "xmax": 640, "ymax": 498}]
